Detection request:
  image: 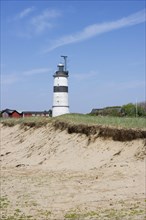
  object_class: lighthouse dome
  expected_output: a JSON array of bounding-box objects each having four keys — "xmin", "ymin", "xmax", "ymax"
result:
[
  {"xmin": 58, "ymin": 63, "xmax": 64, "ymax": 66},
  {"xmin": 57, "ymin": 63, "xmax": 64, "ymax": 72}
]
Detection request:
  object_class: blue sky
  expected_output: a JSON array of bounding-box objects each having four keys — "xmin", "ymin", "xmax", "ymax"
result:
[{"xmin": 1, "ymin": 0, "xmax": 145, "ymax": 113}]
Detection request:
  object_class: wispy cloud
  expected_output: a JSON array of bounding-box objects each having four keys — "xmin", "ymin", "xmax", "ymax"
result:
[
  {"xmin": 1, "ymin": 68, "xmax": 51, "ymax": 85},
  {"xmin": 15, "ymin": 7, "xmax": 35, "ymax": 20},
  {"xmin": 30, "ymin": 9, "xmax": 61, "ymax": 34},
  {"xmin": 45, "ymin": 9, "xmax": 146, "ymax": 52},
  {"xmin": 23, "ymin": 68, "xmax": 51, "ymax": 76},
  {"xmin": 12, "ymin": 8, "xmax": 61, "ymax": 37},
  {"xmin": 72, "ymin": 71, "xmax": 97, "ymax": 80}
]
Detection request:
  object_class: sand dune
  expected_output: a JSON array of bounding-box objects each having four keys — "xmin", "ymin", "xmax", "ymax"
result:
[{"xmin": 1, "ymin": 123, "xmax": 146, "ymax": 219}]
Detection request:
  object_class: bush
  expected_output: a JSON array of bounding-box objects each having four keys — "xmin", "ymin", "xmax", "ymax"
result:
[
  {"xmin": 122, "ymin": 103, "xmax": 136, "ymax": 117},
  {"xmin": 93, "ymin": 107, "xmax": 122, "ymax": 117},
  {"xmin": 122, "ymin": 102, "xmax": 146, "ymax": 117}
]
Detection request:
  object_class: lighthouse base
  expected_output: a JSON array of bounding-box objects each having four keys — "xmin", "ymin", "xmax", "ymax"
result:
[{"xmin": 52, "ymin": 106, "xmax": 69, "ymax": 117}]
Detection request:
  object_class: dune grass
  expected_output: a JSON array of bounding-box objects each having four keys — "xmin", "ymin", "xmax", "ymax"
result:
[
  {"xmin": 1, "ymin": 114, "xmax": 145, "ymax": 129},
  {"xmin": 57, "ymin": 114, "xmax": 146, "ymax": 129},
  {"xmin": 0, "ymin": 117, "xmax": 51, "ymax": 128}
]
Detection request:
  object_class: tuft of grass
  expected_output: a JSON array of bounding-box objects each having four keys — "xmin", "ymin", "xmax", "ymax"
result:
[
  {"xmin": 0, "ymin": 196, "xmax": 10, "ymax": 209},
  {"xmin": 41, "ymin": 210, "xmax": 52, "ymax": 217},
  {"xmin": 129, "ymin": 208, "xmax": 145, "ymax": 216},
  {"xmin": 84, "ymin": 211, "xmax": 98, "ymax": 217},
  {"xmin": 14, "ymin": 208, "xmax": 21, "ymax": 213},
  {"xmin": 64, "ymin": 212, "xmax": 80, "ymax": 219},
  {"xmin": 64, "ymin": 211, "xmax": 99, "ymax": 219}
]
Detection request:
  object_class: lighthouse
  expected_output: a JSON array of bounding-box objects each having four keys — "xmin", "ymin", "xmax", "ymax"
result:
[{"xmin": 52, "ymin": 57, "xmax": 69, "ymax": 117}]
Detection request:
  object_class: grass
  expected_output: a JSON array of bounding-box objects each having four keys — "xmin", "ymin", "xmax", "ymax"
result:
[
  {"xmin": 0, "ymin": 197, "xmax": 10, "ymax": 209},
  {"xmin": 0, "ymin": 194, "xmax": 51, "ymax": 219},
  {"xmin": 0, "ymin": 197, "xmax": 34, "ymax": 220},
  {"xmin": 58, "ymin": 114, "xmax": 146, "ymax": 129},
  {"xmin": 64, "ymin": 207, "xmax": 145, "ymax": 219},
  {"xmin": 64, "ymin": 212, "xmax": 80, "ymax": 219},
  {"xmin": 0, "ymin": 117, "xmax": 51, "ymax": 128},
  {"xmin": 64, "ymin": 211, "xmax": 98, "ymax": 219},
  {"xmin": 0, "ymin": 196, "xmax": 145, "ymax": 219},
  {"xmin": 1, "ymin": 214, "xmax": 34, "ymax": 220},
  {"xmin": 1, "ymin": 113, "xmax": 145, "ymax": 129}
]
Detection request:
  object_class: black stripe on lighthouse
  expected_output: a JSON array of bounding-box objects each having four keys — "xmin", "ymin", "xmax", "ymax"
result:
[{"xmin": 54, "ymin": 86, "xmax": 68, "ymax": 92}]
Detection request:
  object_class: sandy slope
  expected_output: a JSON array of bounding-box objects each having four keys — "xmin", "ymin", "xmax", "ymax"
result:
[{"xmin": 1, "ymin": 124, "xmax": 146, "ymax": 219}]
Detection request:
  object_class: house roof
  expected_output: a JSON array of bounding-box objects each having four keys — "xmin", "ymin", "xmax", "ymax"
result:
[
  {"xmin": 22, "ymin": 111, "xmax": 50, "ymax": 114},
  {"xmin": 1, "ymin": 109, "xmax": 51, "ymax": 115},
  {"xmin": 1, "ymin": 109, "xmax": 22, "ymax": 115},
  {"xmin": 2, "ymin": 109, "xmax": 16, "ymax": 114},
  {"xmin": 91, "ymin": 108, "xmax": 104, "ymax": 113},
  {"xmin": 1, "ymin": 109, "xmax": 14, "ymax": 113},
  {"xmin": 91, "ymin": 107, "xmax": 122, "ymax": 113}
]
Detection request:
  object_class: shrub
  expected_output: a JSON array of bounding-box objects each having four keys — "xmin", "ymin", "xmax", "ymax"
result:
[{"xmin": 122, "ymin": 102, "xmax": 146, "ymax": 117}]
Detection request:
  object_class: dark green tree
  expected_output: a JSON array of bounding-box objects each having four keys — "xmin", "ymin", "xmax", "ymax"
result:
[
  {"xmin": 122, "ymin": 103, "xmax": 136, "ymax": 117},
  {"xmin": 48, "ymin": 109, "xmax": 52, "ymax": 117},
  {"xmin": 122, "ymin": 102, "xmax": 146, "ymax": 117}
]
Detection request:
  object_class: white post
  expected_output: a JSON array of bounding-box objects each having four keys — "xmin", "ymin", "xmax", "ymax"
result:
[{"xmin": 135, "ymin": 99, "xmax": 138, "ymax": 117}]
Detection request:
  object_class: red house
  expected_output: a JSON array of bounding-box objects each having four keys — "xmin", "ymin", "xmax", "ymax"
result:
[
  {"xmin": 1, "ymin": 109, "xmax": 52, "ymax": 118},
  {"xmin": 1, "ymin": 109, "xmax": 22, "ymax": 118}
]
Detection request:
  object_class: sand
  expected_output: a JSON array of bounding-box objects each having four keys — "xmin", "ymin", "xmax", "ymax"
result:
[{"xmin": 0, "ymin": 123, "xmax": 146, "ymax": 219}]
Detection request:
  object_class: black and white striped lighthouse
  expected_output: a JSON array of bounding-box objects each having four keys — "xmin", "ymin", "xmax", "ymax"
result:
[{"xmin": 52, "ymin": 57, "xmax": 69, "ymax": 117}]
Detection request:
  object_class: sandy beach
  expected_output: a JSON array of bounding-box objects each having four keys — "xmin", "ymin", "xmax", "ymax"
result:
[{"xmin": 1, "ymin": 123, "xmax": 146, "ymax": 219}]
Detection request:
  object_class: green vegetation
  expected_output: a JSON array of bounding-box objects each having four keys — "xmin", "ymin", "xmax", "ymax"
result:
[
  {"xmin": 122, "ymin": 103, "xmax": 146, "ymax": 117},
  {"xmin": 1, "ymin": 117, "xmax": 52, "ymax": 128},
  {"xmin": 42, "ymin": 210, "xmax": 51, "ymax": 217},
  {"xmin": 58, "ymin": 114, "xmax": 146, "ymax": 129},
  {"xmin": 64, "ymin": 211, "xmax": 98, "ymax": 219},
  {"xmin": 91, "ymin": 102, "xmax": 146, "ymax": 117},
  {"xmin": 64, "ymin": 207, "xmax": 145, "ymax": 219},
  {"xmin": 1, "ymin": 112, "xmax": 145, "ymax": 130},
  {"xmin": 0, "ymin": 196, "xmax": 145, "ymax": 219},
  {"xmin": 0, "ymin": 197, "xmax": 10, "ymax": 209},
  {"xmin": 0, "ymin": 197, "xmax": 34, "ymax": 220},
  {"xmin": 1, "ymin": 214, "xmax": 34, "ymax": 220}
]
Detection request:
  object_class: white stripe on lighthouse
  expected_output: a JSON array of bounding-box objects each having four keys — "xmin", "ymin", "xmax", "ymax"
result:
[
  {"xmin": 54, "ymin": 77, "xmax": 68, "ymax": 87},
  {"xmin": 53, "ymin": 92, "xmax": 69, "ymax": 106}
]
